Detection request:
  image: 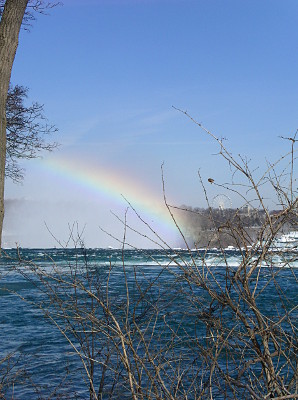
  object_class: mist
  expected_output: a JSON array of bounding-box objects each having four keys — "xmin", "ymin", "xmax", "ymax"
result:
[{"xmin": 3, "ymin": 198, "xmax": 182, "ymax": 249}]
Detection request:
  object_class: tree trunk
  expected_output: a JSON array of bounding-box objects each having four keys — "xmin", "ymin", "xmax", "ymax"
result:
[{"xmin": 0, "ymin": 0, "xmax": 28, "ymax": 248}]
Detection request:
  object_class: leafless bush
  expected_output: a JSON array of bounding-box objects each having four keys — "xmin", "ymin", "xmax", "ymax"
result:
[{"xmin": 3, "ymin": 113, "xmax": 298, "ymax": 399}]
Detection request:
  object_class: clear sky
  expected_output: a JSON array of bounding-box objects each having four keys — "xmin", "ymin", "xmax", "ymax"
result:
[{"xmin": 3, "ymin": 0, "xmax": 298, "ymax": 248}]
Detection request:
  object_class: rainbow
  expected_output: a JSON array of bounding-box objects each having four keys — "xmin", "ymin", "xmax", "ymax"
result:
[{"xmin": 41, "ymin": 156, "xmax": 177, "ymax": 232}]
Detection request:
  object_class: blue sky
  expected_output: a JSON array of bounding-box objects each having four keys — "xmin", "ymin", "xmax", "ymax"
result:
[{"xmin": 3, "ymin": 0, "xmax": 298, "ymax": 247}]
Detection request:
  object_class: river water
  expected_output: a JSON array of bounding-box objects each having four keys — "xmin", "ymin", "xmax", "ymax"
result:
[{"xmin": 0, "ymin": 248, "xmax": 297, "ymax": 399}]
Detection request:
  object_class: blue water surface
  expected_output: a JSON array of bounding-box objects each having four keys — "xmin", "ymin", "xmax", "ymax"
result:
[{"xmin": 0, "ymin": 248, "xmax": 297, "ymax": 399}]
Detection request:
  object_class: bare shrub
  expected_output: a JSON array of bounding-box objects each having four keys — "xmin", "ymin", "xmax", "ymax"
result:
[{"xmin": 3, "ymin": 113, "xmax": 297, "ymax": 399}]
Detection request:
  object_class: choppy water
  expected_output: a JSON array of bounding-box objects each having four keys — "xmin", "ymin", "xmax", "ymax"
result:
[{"xmin": 0, "ymin": 248, "xmax": 297, "ymax": 399}]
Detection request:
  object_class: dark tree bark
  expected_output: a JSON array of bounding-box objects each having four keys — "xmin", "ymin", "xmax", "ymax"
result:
[{"xmin": 0, "ymin": 0, "xmax": 29, "ymax": 248}]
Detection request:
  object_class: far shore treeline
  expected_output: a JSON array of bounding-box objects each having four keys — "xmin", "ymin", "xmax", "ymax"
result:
[{"xmin": 177, "ymin": 205, "xmax": 297, "ymax": 248}]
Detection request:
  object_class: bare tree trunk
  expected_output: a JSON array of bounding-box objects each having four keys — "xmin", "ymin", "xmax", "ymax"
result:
[{"xmin": 0, "ymin": 0, "xmax": 28, "ymax": 248}]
